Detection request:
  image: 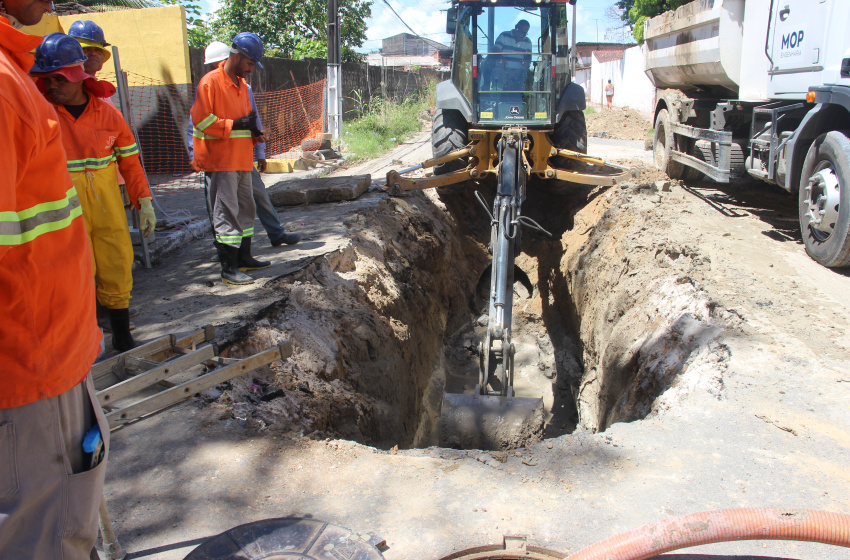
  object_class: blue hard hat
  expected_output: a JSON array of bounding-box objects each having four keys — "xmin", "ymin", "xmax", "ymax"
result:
[
  {"xmin": 30, "ymin": 33, "xmax": 88, "ymax": 74},
  {"xmin": 232, "ymin": 32, "xmax": 264, "ymax": 68},
  {"xmin": 68, "ymin": 20, "xmax": 110, "ymax": 47}
]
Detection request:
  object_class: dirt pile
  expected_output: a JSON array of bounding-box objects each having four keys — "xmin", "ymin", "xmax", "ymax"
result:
[
  {"xmin": 586, "ymin": 108, "xmax": 652, "ymax": 141},
  {"xmin": 216, "ymin": 194, "xmax": 487, "ymax": 447},
  {"xmin": 561, "ymin": 182, "xmax": 734, "ymax": 430}
]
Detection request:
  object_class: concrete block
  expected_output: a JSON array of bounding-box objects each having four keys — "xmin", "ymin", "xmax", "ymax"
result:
[{"xmin": 267, "ymin": 175, "xmax": 371, "ymax": 207}]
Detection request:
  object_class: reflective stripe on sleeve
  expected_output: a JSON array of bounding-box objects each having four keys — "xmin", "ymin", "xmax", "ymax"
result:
[
  {"xmin": 114, "ymin": 143, "xmax": 139, "ymax": 157},
  {"xmin": 0, "ymin": 186, "xmax": 83, "ymax": 245},
  {"xmin": 67, "ymin": 155, "xmax": 116, "ymax": 172},
  {"xmin": 229, "ymin": 131, "xmax": 253, "ymax": 138},
  {"xmin": 196, "ymin": 113, "xmax": 217, "ymax": 131},
  {"xmin": 193, "ymin": 127, "xmax": 219, "ymax": 140}
]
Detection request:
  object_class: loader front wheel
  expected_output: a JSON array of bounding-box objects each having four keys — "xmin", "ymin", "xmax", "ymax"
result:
[
  {"xmin": 550, "ymin": 110, "xmax": 587, "ymax": 171},
  {"xmin": 432, "ymin": 109, "xmax": 469, "ymax": 194}
]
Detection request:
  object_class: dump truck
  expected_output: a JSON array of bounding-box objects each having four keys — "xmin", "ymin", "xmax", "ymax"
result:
[{"xmin": 646, "ymin": 0, "xmax": 850, "ymax": 267}]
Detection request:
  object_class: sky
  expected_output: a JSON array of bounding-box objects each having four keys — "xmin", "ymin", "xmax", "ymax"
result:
[{"xmin": 195, "ymin": 0, "xmax": 632, "ymax": 52}]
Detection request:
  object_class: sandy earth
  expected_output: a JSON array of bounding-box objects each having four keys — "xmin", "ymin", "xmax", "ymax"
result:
[
  {"xmin": 586, "ymin": 108, "xmax": 653, "ymax": 141},
  {"xmin": 98, "ymin": 124, "xmax": 850, "ymax": 560}
]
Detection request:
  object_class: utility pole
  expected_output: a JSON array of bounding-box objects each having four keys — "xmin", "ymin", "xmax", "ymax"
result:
[{"xmin": 326, "ymin": 0, "xmax": 343, "ymax": 140}]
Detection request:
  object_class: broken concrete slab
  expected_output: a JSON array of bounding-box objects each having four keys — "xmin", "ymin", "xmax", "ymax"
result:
[{"xmin": 267, "ymin": 174, "xmax": 371, "ymax": 207}]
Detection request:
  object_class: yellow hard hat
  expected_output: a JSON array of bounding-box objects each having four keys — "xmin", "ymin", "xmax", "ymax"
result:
[{"xmin": 75, "ymin": 37, "xmax": 112, "ymax": 62}]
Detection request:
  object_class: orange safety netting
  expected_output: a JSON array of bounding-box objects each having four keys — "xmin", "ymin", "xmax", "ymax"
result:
[
  {"xmin": 254, "ymin": 79, "xmax": 325, "ymax": 157},
  {"xmin": 100, "ymin": 71, "xmax": 326, "ymax": 195}
]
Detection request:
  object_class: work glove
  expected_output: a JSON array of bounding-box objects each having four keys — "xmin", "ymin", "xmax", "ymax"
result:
[
  {"xmin": 138, "ymin": 197, "xmax": 156, "ymax": 238},
  {"xmin": 233, "ymin": 111, "xmax": 262, "ymax": 136}
]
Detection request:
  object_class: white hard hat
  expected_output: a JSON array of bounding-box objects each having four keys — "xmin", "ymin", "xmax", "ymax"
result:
[{"xmin": 204, "ymin": 41, "xmax": 230, "ymax": 65}]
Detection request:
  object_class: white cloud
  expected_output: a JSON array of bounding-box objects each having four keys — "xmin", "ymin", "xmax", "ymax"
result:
[{"xmin": 360, "ymin": 0, "xmax": 452, "ymax": 52}]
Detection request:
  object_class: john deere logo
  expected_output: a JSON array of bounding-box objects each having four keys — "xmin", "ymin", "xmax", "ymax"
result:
[{"xmin": 510, "ymin": 106, "xmax": 520, "ymax": 115}]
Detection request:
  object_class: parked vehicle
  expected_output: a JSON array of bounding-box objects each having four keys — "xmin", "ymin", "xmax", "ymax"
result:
[{"xmin": 646, "ymin": 0, "xmax": 850, "ymax": 267}]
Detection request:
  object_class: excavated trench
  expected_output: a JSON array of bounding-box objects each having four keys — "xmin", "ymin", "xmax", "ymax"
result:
[{"xmin": 215, "ymin": 172, "xmax": 730, "ymax": 450}]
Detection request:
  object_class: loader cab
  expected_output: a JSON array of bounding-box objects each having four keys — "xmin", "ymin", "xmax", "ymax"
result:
[{"xmin": 450, "ymin": 0, "xmax": 572, "ymax": 127}]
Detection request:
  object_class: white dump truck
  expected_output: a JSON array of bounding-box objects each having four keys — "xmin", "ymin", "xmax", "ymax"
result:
[{"xmin": 645, "ymin": 0, "xmax": 850, "ymax": 267}]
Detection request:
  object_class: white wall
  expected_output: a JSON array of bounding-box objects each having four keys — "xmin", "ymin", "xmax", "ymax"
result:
[
  {"xmin": 589, "ymin": 46, "xmax": 656, "ymax": 113},
  {"xmin": 574, "ymin": 67, "xmax": 591, "ymax": 100}
]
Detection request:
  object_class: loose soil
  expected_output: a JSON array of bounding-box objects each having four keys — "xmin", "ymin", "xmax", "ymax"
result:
[
  {"xmin": 102, "ymin": 134, "xmax": 850, "ymax": 560},
  {"xmin": 586, "ymin": 108, "xmax": 653, "ymax": 141}
]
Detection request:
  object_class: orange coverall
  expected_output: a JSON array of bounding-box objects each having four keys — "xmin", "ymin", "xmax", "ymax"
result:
[{"xmin": 53, "ymin": 96, "xmax": 152, "ymax": 309}]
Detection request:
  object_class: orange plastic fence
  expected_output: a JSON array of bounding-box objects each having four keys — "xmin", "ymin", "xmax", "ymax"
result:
[{"xmin": 101, "ymin": 71, "xmax": 325, "ymax": 195}]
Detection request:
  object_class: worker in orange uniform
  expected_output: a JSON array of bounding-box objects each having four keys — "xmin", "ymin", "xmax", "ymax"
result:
[
  {"xmin": 1, "ymin": 2, "xmax": 108, "ymax": 559},
  {"xmin": 30, "ymin": 33, "xmax": 156, "ymax": 352},
  {"xmin": 67, "ymin": 19, "xmax": 143, "ymax": 329},
  {"xmin": 192, "ymin": 31, "xmax": 268, "ymax": 285}
]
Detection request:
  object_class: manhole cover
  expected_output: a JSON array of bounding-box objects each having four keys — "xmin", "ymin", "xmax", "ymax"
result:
[
  {"xmin": 184, "ymin": 517, "xmax": 384, "ymax": 560},
  {"xmin": 437, "ymin": 536, "xmax": 564, "ymax": 560}
]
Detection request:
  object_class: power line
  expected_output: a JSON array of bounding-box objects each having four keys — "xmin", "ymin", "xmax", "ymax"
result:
[{"xmin": 380, "ymin": 0, "xmax": 422, "ymax": 37}]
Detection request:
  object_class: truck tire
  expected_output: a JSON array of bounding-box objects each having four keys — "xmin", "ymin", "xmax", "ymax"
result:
[
  {"xmin": 653, "ymin": 108, "xmax": 685, "ymax": 179},
  {"xmin": 798, "ymin": 131, "xmax": 850, "ymax": 268},
  {"xmin": 550, "ymin": 110, "xmax": 587, "ymax": 171}
]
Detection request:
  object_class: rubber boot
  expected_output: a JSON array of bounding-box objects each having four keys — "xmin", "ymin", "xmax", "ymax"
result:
[
  {"xmin": 217, "ymin": 242, "xmax": 254, "ymax": 285},
  {"xmin": 108, "ymin": 308, "xmax": 136, "ymax": 353},
  {"xmin": 97, "ymin": 302, "xmax": 137, "ymax": 331},
  {"xmin": 237, "ymin": 237, "xmax": 271, "ymax": 271}
]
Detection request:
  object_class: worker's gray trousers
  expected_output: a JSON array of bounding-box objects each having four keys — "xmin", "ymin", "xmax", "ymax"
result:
[
  {"xmin": 206, "ymin": 170, "xmax": 256, "ymax": 247},
  {"xmin": 0, "ymin": 375, "xmax": 109, "ymax": 560}
]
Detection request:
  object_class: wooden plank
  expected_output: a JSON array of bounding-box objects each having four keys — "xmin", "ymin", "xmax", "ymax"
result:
[
  {"xmin": 97, "ymin": 344, "xmax": 216, "ymax": 406},
  {"xmin": 105, "ymin": 342, "xmax": 292, "ymax": 429}
]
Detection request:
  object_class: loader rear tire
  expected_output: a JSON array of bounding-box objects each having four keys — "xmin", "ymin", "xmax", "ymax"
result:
[
  {"xmin": 550, "ymin": 110, "xmax": 587, "ymax": 171},
  {"xmin": 431, "ymin": 109, "xmax": 469, "ymax": 196}
]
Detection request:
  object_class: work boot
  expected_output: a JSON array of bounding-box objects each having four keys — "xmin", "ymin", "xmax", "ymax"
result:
[
  {"xmin": 216, "ymin": 242, "xmax": 254, "ymax": 285},
  {"xmin": 237, "ymin": 237, "xmax": 271, "ymax": 271},
  {"xmin": 97, "ymin": 303, "xmax": 136, "ymax": 332},
  {"xmin": 108, "ymin": 307, "xmax": 136, "ymax": 353},
  {"xmin": 270, "ymin": 233, "xmax": 301, "ymax": 247}
]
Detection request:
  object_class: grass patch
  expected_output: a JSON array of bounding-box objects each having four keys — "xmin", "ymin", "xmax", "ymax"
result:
[
  {"xmin": 583, "ymin": 106, "xmax": 597, "ymax": 115},
  {"xmin": 341, "ymin": 90, "xmax": 431, "ymax": 163}
]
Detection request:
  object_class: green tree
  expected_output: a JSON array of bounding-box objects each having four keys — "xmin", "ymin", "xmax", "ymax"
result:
[
  {"xmin": 205, "ymin": 0, "xmax": 370, "ymax": 61},
  {"xmin": 613, "ymin": 0, "xmax": 690, "ymax": 44}
]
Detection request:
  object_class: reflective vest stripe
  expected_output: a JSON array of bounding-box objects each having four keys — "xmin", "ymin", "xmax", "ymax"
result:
[
  {"xmin": 243, "ymin": 226, "xmax": 255, "ymax": 236},
  {"xmin": 196, "ymin": 113, "xmax": 217, "ymax": 131},
  {"xmin": 193, "ymin": 128, "xmax": 253, "ymax": 140},
  {"xmin": 0, "ymin": 187, "xmax": 82, "ymax": 246},
  {"xmin": 67, "ymin": 155, "xmax": 115, "ymax": 171}
]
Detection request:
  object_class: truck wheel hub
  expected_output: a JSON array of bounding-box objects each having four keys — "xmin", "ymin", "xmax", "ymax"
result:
[{"xmin": 805, "ymin": 166, "xmax": 840, "ymax": 235}]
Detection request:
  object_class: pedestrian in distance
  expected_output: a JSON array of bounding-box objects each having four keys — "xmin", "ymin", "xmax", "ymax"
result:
[
  {"xmin": 605, "ymin": 79, "xmax": 614, "ymax": 109},
  {"xmin": 191, "ymin": 31, "xmax": 271, "ymax": 285},
  {"xmin": 1, "ymin": 3, "xmax": 109, "ymax": 559},
  {"xmin": 189, "ymin": 40, "xmax": 300, "ymax": 256},
  {"xmin": 31, "ymin": 32, "xmax": 157, "ymax": 352}
]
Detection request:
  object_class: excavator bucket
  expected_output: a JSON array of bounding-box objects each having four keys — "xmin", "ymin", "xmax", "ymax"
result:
[{"xmin": 439, "ymin": 391, "xmax": 544, "ymax": 450}]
